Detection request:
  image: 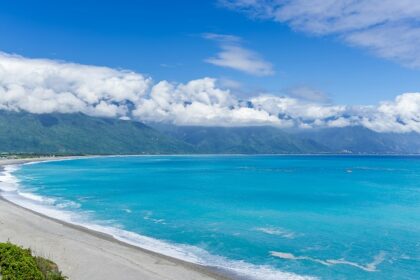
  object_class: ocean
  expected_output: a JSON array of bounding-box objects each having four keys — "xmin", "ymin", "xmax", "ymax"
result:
[{"xmin": 0, "ymin": 156, "xmax": 419, "ymax": 279}]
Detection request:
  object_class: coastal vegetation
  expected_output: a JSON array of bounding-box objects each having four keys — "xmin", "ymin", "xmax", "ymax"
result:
[{"xmin": 0, "ymin": 242, "xmax": 66, "ymax": 280}]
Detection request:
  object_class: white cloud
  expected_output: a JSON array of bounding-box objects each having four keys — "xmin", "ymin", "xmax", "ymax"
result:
[
  {"xmin": 0, "ymin": 52, "xmax": 151, "ymax": 118},
  {"xmin": 132, "ymin": 78, "xmax": 283, "ymax": 126},
  {"xmin": 361, "ymin": 93, "xmax": 420, "ymax": 133},
  {"xmin": 220, "ymin": 0, "xmax": 420, "ymax": 67},
  {"xmin": 0, "ymin": 52, "xmax": 419, "ymax": 133},
  {"xmin": 204, "ymin": 33, "xmax": 274, "ymax": 76},
  {"xmin": 203, "ymin": 33, "xmax": 241, "ymax": 43}
]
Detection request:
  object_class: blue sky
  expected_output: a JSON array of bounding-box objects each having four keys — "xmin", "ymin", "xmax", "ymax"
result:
[{"xmin": 1, "ymin": 0, "xmax": 420, "ymax": 105}]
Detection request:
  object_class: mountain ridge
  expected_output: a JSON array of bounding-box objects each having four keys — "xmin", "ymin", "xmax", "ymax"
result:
[
  {"xmin": 0, "ymin": 111, "xmax": 193, "ymax": 155},
  {"xmin": 0, "ymin": 110, "xmax": 419, "ymax": 155}
]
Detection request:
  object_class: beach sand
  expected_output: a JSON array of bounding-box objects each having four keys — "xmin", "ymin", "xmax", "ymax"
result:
[{"xmin": 0, "ymin": 158, "xmax": 229, "ymax": 280}]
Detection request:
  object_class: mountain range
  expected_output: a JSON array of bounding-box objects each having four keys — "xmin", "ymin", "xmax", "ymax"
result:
[
  {"xmin": 0, "ymin": 111, "xmax": 192, "ymax": 155},
  {"xmin": 0, "ymin": 110, "xmax": 419, "ymax": 155}
]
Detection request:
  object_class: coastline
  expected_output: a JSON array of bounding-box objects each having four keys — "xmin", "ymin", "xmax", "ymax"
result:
[{"xmin": 0, "ymin": 157, "xmax": 230, "ymax": 280}]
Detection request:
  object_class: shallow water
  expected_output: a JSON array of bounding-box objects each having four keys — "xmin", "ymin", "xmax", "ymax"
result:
[{"xmin": 1, "ymin": 156, "xmax": 419, "ymax": 279}]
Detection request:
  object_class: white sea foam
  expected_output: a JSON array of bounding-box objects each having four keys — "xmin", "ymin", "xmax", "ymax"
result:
[
  {"xmin": 255, "ymin": 227, "xmax": 298, "ymax": 239},
  {"xmin": 0, "ymin": 164, "xmax": 316, "ymax": 280},
  {"xmin": 56, "ymin": 201, "xmax": 81, "ymax": 209},
  {"xmin": 22, "ymin": 157, "xmax": 87, "ymax": 166},
  {"xmin": 0, "ymin": 165, "xmax": 20, "ymax": 191},
  {"xmin": 143, "ymin": 212, "xmax": 167, "ymax": 224},
  {"xmin": 0, "ymin": 181, "xmax": 17, "ymax": 192},
  {"xmin": 271, "ymin": 251, "xmax": 386, "ymax": 272},
  {"xmin": 17, "ymin": 191, "xmax": 55, "ymax": 204}
]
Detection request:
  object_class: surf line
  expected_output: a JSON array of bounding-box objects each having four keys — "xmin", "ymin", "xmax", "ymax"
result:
[{"xmin": 270, "ymin": 251, "xmax": 386, "ymax": 272}]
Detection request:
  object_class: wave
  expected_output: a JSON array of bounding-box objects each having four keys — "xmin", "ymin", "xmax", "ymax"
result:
[
  {"xmin": 270, "ymin": 251, "xmax": 386, "ymax": 272},
  {"xmin": 255, "ymin": 227, "xmax": 298, "ymax": 239},
  {"xmin": 0, "ymin": 163, "xmax": 316, "ymax": 280}
]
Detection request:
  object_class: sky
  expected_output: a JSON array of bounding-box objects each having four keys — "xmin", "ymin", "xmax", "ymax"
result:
[{"xmin": 0, "ymin": 0, "xmax": 419, "ymax": 132}]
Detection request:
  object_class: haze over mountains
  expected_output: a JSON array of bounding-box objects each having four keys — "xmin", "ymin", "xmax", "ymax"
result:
[{"xmin": 1, "ymin": 110, "xmax": 419, "ymax": 155}]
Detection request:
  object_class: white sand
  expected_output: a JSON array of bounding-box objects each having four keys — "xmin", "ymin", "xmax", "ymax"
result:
[{"xmin": 0, "ymin": 158, "xmax": 227, "ymax": 280}]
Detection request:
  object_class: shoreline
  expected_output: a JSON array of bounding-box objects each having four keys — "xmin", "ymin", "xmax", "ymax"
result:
[{"xmin": 0, "ymin": 157, "xmax": 231, "ymax": 280}]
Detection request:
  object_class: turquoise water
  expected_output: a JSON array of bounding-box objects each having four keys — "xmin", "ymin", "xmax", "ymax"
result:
[{"xmin": 2, "ymin": 156, "xmax": 420, "ymax": 279}]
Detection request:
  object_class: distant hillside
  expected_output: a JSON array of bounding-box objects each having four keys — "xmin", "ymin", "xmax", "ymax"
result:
[
  {"xmin": 0, "ymin": 111, "xmax": 192, "ymax": 154},
  {"xmin": 0, "ymin": 111, "xmax": 418, "ymax": 155},
  {"xmin": 295, "ymin": 126, "xmax": 420, "ymax": 154},
  {"xmin": 149, "ymin": 124, "xmax": 329, "ymax": 154},
  {"xmin": 151, "ymin": 124, "xmax": 420, "ymax": 155}
]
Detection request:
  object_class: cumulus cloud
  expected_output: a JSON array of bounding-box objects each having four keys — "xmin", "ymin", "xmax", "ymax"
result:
[
  {"xmin": 132, "ymin": 78, "xmax": 282, "ymax": 126},
  {"xmin": 204, "ymin": 33, "xmax": 275, "ymax": 76},
  {"xmin": 0, "ymin": 52, "xmax": 150, "ymax": 118},
  {"xmin": 361, "ymin": 93, "xmax": 420, "ymax": 133},
  {"xmin": 220, "ymin": 0, "xmax": 420, "ymax": 67},
  {"xmin": 0, "ymin": 52, "xmax": 419, "ymax": 133}
]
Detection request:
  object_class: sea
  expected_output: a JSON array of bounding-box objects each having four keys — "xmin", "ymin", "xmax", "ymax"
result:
[{"xmin": 0, "ymin": 155, "xmax": 419, "ymax": 280}]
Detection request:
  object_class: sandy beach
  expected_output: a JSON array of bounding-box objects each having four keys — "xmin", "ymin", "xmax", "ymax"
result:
[{"xmin": 0, "ymin": 158, "xmax": 228, "ymax": 280}]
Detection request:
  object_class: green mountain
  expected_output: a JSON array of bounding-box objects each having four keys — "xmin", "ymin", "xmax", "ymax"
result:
[
  {"xmin": 295, "ymin": 126, "xmax": 420, "ymax": 154},
  {"xmin": 0, "ymin": 111, "xmax": 419, "ymax": 155},
  {"xmin": 0, "ymin": 111, "xmax": 193, "ymax": 154},
  {"xmin": 151, "ymin": 124, "xmax": 420, "ymax": 154},
  {"xmin": 149, "ymin": 124, "xmax": 329, "ymax": 154}
]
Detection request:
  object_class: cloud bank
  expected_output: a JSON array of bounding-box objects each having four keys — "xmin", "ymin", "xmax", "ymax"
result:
[
  {"xmin": 220, "ymin": 0, "xmax": 420, "ymax": 67},
  {"xmin": 0, "ymin": 53, "xmax": 151, "ymax": 118},
  {"xmin": 0, "ymin": 52, "xmax": 419, "ymax": 133}
]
